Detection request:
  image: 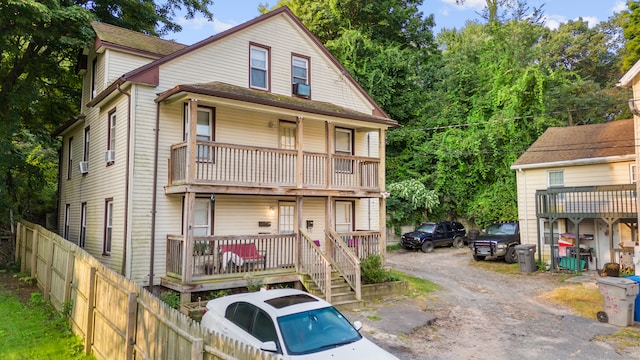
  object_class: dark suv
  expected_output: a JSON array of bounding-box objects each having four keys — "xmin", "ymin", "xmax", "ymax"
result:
[
  {"xmin": 401, "ymin": 221, "xmax": 466, "ymax": 253},
  {"xmin": 469, "ymin": 221, "xmax": 520, "ymax": 263}
]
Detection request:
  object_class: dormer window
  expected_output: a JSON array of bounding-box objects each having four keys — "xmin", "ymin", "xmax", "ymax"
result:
[{"xmin": 250, "ymin": 44, "xmax": 269, "ymax": 90}]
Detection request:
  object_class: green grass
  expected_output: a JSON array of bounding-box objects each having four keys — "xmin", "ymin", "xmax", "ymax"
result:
[
  {"xmin": 389, "ymin": 269, "xmax": 441, "ymax": 298},
  {"xmin": 0, "ymin": 290, "xmax": 94, "ymax": 359}
]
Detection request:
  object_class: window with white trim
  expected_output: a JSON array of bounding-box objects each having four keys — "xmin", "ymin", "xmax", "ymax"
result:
[
  {"xmin": 83, "ymin": 127, "xmax": 90, "ymax": 162},
  {"xmin": 193, "ymin": 198, "xmax": 212, "ymax": 237},
  {"xmin": 335, "ymin": 201, "xmax": 353, "ymax": 233},
  {"xmin": 292, "ymin": 56, "xmax": 308, "ymax": 85},
  {"xmin": 548, "ymin": 170, "xmax": 564, "ymax": 187},
  {"xmin": 108, "ymin": 111, "xmax": 116, "ymax": 151},
  {"xmin": 64, "ymin": 204, "xmax": 71, "ymax": 239},
  {"xmin": 631, "ymin": 164, "xmax": 636, "ymax": 184},
  {"xmin": 250, "ymin": 45, "xmax": 269, "ymax": 90},
  {"xmin": 67, "ymin": 137, "xmax": 73, "ymax": 179},
  {"xmin": 335, "ymin": 128, "xmax": 353, "ymax": 173},
  {"xmin": 279, "ymin": 202, "xmax": 295, "ymax": 234},
  {"xmin": 103, "ymin": 199, "xmax": 113, "ymax": 255},
  {"xmin": 79, "ymin": 202, "xmax": 87, "ymax": 248}
]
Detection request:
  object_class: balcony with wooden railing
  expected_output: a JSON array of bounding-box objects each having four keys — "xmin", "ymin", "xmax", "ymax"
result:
[
  {"xmin": 535, "ymin": 185, "xmax": 637, "ymax": 219},
  {"xmin": 165, "ymin": 229, "xmax": 381, "ymax": 301},
  {"xmin": 168, "ymin": 141, "xmax": 380, "ymax": 192}
]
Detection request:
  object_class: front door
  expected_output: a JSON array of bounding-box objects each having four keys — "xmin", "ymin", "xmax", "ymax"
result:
[{"xmin": 335, "ymin": 201, "xmax": 353, "ymax": 233}]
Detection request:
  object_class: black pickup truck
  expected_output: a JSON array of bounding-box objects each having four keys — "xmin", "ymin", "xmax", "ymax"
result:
[{"xmin": 469, "ymin": 221, "xmax": 520, "ymax": 263}]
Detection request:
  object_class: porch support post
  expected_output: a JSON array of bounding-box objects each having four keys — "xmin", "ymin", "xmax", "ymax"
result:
[
  {"xmin": 326, "ymin": 121, "xmax": 334, "ymax": 189},
  {"xmin": 378, "ymin": 128, "xmax": 385, "ymax": 191},
  {"xmin": 378, "ymin": 128, "xmax": 387, "ymax": 261},
  {"xmin": 186, "ymin": 99, "xmax": 198, "ymax": 183},
  {"xmin": 326, "ymin": 196, "xmax": 333, "ymax": 259},
  {"xmin": 296, "ymin": 195, "xmax": 304, "ymax": 268},
  {"xmin": 183, "ymin": 192, "xmax": 196, "ymax": 285},
  {"xmin": 296, "ymin": 116, "xmax": 303, "ymax": 188}
]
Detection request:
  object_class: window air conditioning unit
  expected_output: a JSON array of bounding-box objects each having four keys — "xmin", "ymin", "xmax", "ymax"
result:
[
  {"xmin": 293, "ymin": 83, "xmax": 310, "ymax": 97},
  {"xmin": 105, "ymin": 149, "xmax": 115, "ymax": 162},
  {"xmin": 78, "ymin": 161, "xmax": 89, "ymax": 174}
]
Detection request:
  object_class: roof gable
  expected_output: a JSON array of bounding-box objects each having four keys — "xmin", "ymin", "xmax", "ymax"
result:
[
  {"xmin": 90, "ymin": 7, "xmax": 388, "ymax": 119},
  {"xmin": 512, "ymin": 119, "xmax": 634, "ymax": 168},
  {"xmin": 91, "ymin": 21, "xmax": 187, "ymax": 57}
]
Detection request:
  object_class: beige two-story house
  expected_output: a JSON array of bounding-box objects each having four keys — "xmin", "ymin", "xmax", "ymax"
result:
[
  {"xmin": 511, "ymin": 119, "xmax": 637, "ymax": 272},
  {"xmin": 54, "ymin": 7, "xmax": 397, "ymax": 303}
]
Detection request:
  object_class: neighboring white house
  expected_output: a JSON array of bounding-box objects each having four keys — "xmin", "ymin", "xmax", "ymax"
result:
[
  {"xmin": 54, "ymin": 7, "xmax": 397, "ymax": 303},
  {"xmin": 511, "ymin": 119, "xmax": 637, "ymax": 272},
  {"xmin": 618, "ymin": 58, "xmax": 640, "ymax": 277}
]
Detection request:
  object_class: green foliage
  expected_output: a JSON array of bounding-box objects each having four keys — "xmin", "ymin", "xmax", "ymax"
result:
[
  {"xmin": 386, "ymin": 179, "xmax": 439, "ymax": 230},
  {"xmin": 360, "ymin": 255, "xmax": 393, "ymax": 284},
  {"xmin": 159, "ymin": 291, "xmax": 181, "ymax": 309},
  {"xmin": 0, "ymin": 288, "xmax": 92, "ymax": 359}
]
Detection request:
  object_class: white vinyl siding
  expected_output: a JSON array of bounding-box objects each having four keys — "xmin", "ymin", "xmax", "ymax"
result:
[{"xmin": 157, "ymin": 14, "xmax": 375, "ymax": 114}]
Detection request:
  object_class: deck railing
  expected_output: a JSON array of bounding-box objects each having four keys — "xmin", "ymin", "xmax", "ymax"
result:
[
  {"xmin": 166, "ymin": 233, "xmax": 297, "ymax": 281},
  {"xmin": 299, "ymin": 230, "xmax": 332, "ymax": 301},
  {"xmin": 338, "ymin": 231, "xmax": 381, "ymax": 259},
  {"xmin": 326, "ymin": 229, "xmax": 361, "ymax": 300},
  {"xmin": 169, "ymin": 141, "xmax": 380, "ymax": 190},
  {"xmin": 536, "ymin": 185, "xmax": 637, "ymax": 218}
]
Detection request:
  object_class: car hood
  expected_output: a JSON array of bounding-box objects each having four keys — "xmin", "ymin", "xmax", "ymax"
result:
[
  {"xmin": 290, "ymin": 337, "xmax": 398, "ymax": 359},
  {"xmin": 402, "ymin": 230, "xmax": 432, "ymax": 239}
]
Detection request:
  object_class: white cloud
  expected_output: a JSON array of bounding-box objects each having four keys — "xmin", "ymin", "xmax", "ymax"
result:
[
  {"xmin": 613, "ymin": 1, "xmax": 627, "ymax": 13},
  {"xmin": 441, "ymin": 0, "xmax": 485, "ymax": 11},
  {"xmin": 580, "ymin": 16, "xmax": 599, "ymax": 28},
  {"xmin": 176, "ymin": 15, "xmax": 237, "ymax": 35},
  {"xmin": 542, "ymin": 15, "xmax": 566, "ymax": 30}
]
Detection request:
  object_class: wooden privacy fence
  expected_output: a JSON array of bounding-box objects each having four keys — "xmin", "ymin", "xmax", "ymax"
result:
[{"xmin": 15, "ymin": 220, "xmax": 280, "ymax": 360}]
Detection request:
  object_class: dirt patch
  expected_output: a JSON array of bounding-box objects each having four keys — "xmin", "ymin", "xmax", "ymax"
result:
[
  {"xmin": 357, "ymin": 248, "xmax": 640, "ymax": 360},
  {"xmin": 0, "ymin": 269, "xmax": 40, "ymax": 302}
]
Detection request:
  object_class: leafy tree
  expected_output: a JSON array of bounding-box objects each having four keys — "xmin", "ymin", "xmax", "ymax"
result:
[
  {"xmin": 0, "ymin": 0, "xmax": 213, "ymax": 228},
  {"xmin": 386, "ymin": 179, "xmax": 439, "ymax": 231},
  {"xmin": 622, "ymin": 0, "xmax": 640, "ymax": 71}
]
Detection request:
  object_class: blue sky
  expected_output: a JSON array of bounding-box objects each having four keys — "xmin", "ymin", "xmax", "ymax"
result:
[{"xmin": 166, "ymin": 0, "xmax": 628, "ymax": 45}]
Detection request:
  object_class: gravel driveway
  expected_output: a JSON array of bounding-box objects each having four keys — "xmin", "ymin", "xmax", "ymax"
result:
[{"xmin": 347, "ymin": 247, "xmax": 640, "ymax": 360}]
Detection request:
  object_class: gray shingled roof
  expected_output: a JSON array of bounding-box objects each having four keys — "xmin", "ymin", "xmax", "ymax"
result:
[
  {"xmin": 512, "ymin": 119, "xmax": 634, "ymax": 167},
  {"xmin": 91, "ymin": 22, "xmax": 186, "ymax": 56}
]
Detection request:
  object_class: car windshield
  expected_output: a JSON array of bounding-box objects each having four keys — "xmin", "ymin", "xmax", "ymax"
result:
[
  {"xmin": 485, "ymin": 223, "xmax": 516, "ymax": 235},
  {"xmin": 277, "ymin": 306, "xmax": 361, "ymax": 355},
  {"xmin": 416, "ymin": 223, "xmax": 435, "ymax": 233}
]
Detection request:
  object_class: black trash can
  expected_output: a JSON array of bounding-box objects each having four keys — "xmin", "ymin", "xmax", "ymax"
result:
[{"xmin": 515, "ymin": 244, "xmax": 536, "ymax": 273}]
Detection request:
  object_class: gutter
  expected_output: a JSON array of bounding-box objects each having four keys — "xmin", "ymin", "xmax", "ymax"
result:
[
  {"xmin": 149, "ymin": 102, "xmax": 160, "ymax": 288},
  {"xmin": 511, "ymin": 154, "xmax": 636, "ymax": 171},
  {"xmin": 116, "ymin": 84, "xmax": 131, "ymax": 276}
]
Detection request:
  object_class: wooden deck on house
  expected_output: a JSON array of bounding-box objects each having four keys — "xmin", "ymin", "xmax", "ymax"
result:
[
  {"xmin": 535, "ymin": 184, "xmax": 637, "ymax": 220},
  {"xmin": 161, "ymin": 230, "xmax": 381, "ymax": 301},
  {"xmin": 166, "ymin": 141, "xmax": 381, "ymax": 194}
]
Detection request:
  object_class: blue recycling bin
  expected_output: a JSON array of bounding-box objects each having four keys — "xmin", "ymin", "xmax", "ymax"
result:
[{"xmin": 627, "ymin": 276, "xmax": 640, "ymax": 322}]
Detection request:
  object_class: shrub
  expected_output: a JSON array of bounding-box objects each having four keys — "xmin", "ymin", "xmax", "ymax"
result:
[{"xmin": 361, "ymin": 255, "xmax": 390, "ymax": 284}]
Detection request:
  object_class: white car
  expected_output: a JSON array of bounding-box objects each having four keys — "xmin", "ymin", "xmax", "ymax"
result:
[{"xmin": 200, "ymin": 288, "xmax": 399, "ymax": 359}]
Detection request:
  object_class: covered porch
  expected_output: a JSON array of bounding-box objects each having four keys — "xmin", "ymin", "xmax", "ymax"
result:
[{"xmin": 161, "ymin": 230, "xmax": 382, "ymax": 302}]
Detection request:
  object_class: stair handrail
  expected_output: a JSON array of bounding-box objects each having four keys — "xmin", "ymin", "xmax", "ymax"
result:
[
  {"xmin": 326, "ymin": 229, "xmax": 361, "ymax": 300},
  {"xmin": 299, "ymin": 230, "xmax": 332, "ymax": 302}
]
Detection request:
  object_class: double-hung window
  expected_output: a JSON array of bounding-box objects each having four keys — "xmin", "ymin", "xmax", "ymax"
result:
[
  {"xmin": 292, "ymin": 55, "xmax": 310, "ymax": 97},
  {"xmin": 67, "ymin": 137, "xmax": 73, "ymax": 179},
  {"xmin": 250, "ymin": 44, "xmax": 269, "ymax": 90},
  {"xmin": 64, "ymin": 204, "xmax": 71, "ymax": 239},
  {"xmin": 103, "ymin": 199, "xmax": 113, "ymax": 255},
  {"xmin": 106, "ymin": 109, "xmax": 116, "ymax": 163},
  {"xmin": 79, "ymin": 202, "xmax": 87, "ymax": 248}
]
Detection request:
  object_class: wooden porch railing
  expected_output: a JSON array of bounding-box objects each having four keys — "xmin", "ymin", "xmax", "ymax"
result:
[
  {"xmin": 166, "ymin": 234, "xmax": 297, "ymax": 281},
  {"xmin": 326, "ymin": 229, "xmax": 361, "ymax": 301},
  {"xmin": 338, "ymin": 231, "xmax": 381, "ymax": 259},
  {"xmin": 169, "ymin": 141, "xmax": 380, "ymax": 190},
  {"xmin": 536, "ymin": 185, "xmax": 637, "ymax": 218},
  {"xmin": 299, "ymin": 230, "xmax": 332, "ymax": 302}
]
